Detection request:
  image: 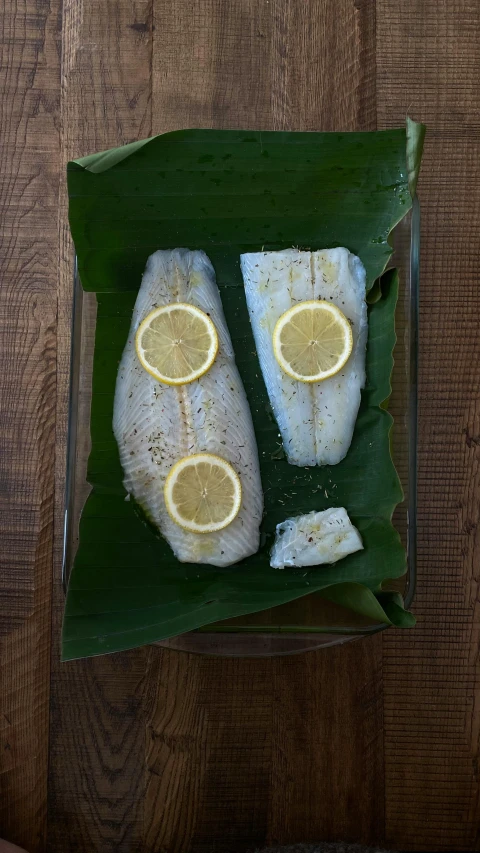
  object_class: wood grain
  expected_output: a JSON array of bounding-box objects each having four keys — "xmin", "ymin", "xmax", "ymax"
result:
[
  {"xmin": 152, "ymin": 0, "xmax": 375, "ymax": 134},
  {"xmin": 377, "ymin": 1, "xmax": 480, "ymax": 850},
  {"xmin": 268, "ymin": 643, "xmax": 384, "ymax": 846},
  {"xmin": 3, "ymin": 0, "xmax": 480, "ymax": 849},
  {"xmin": 144, "ymin": 653, "xmax": 273, "ymax": 853},
  {"xmin": 47, "ymin": 1, "xmax": 153, "ymax": 851},
  {"xmin": 0, "ymin": 0, "xmax": 60, "ymax": 849}
]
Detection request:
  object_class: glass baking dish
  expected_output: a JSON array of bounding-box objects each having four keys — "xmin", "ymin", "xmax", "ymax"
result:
[{"xmin": 63, "ymin": 198, "xmax": 418, "ymax": 656}]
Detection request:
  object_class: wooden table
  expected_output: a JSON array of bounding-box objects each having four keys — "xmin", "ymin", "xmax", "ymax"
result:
[{"xmin": 1, "ymin": 1, "xmax": 479, "ymax": 850}]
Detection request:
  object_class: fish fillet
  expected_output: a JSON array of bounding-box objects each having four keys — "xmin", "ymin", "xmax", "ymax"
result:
[
  {"xmin": 113, "ymin": 249, "xmax": 263, "ymax": 567},
  {"xmin": 270, "ymin": 507, "xmax": 363, "ymax": 569},
  {"xmin": 240, "ymin": 248, "xmax": 368, "ymax": 466}
]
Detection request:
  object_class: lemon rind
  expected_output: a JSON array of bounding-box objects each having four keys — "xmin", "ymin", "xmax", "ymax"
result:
[
  {"xmin": 164, "ymin": 452, "xmax": 242, "ymax": 534},
  {"xmin": 135, "ymin": 303, "xmax": 219, "ymax": 386},
  {"xmin": 272, "ymin": 299, "xmax": 353, "ymax": 383}
]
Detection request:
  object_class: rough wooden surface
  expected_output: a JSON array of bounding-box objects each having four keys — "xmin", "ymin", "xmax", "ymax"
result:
[
  {"xmin": 1, "ymin": 1, "xmax": 480, "ymax": 851},
  {"xmin": 378, "ymin": 2, "xmax": 480, "ymax": 850},
  {"xmin": 0, "ymin": 0, "xmax": 60, "ymax": 849},
  {"xmin": 47, "ymin": 2, "xmax": 152, "ymax": 850}
]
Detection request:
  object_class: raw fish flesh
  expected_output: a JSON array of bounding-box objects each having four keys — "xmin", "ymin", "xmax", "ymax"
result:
[
  {"xmin": 270, "ymin": 507, "xmax": 363, "ymax": 569},
  {"xmin": 240, "ymin": 248, "xmax": 367, "ymax": 466},
  {"xmin": 113, "ymin": 249, "xmax": 263, "ymax": 567}
]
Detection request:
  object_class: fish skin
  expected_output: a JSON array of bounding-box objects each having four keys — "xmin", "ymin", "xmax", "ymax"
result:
[
  {"xmin": 240, "ymin": 248, "xmax": 368, "ymax": 466},
  {"xmin": 270, "ymin": 507, "xmax": 363, "ymax": 569},
  {"xmin": 113, "ymin": 249, "xmax": 263, "ymax": 567}
]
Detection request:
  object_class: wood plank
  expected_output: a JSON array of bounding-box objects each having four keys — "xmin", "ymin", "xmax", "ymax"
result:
[
  {"xmin": 0, "ymin": 0, "xmax": 60, "ymax": 849},
  {"xmin": 266, "ymin": 1, "xmax": 382, "ymax": 845},
  {"xmin": 152, "ymin": 0, "xmax": 376, "ymax": 134},
  {"xmin": 145, "ymin": 3, "xmax": 383, "ymax": 851},
  {"xmin": 144, "ymin": 653, "xmax": 273, "ymax": 853},
  {"xmin": 47, "ymin": 1, "xmax": 153, "ymax": 851},
  {"xmin": 47, "ymin": 650, "xmax": 149, "ymax": 849},
  {"xmin": 377, "ymin": 2, "xmax": 480, "ymax": 850},
  {"xmin": 268, "ymin": 642, "xmax": 384, "ymax": 845}
]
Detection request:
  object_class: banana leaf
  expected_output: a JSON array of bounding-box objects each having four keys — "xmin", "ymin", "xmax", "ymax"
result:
[{"xmin": 63, "ymin": 123, "xmax": 424, "ymax": 660}]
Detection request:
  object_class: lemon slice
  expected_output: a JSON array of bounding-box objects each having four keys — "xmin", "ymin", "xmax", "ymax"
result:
[
  {"xmin": 135, "ymin": 303, "xmax": 218, "ymax": 385},
  {"xmin": 164, "ymin": 453, "xmax": 242, "ymax": 533},
  {"xmin": 272, "ymin": 300, "xmax": 353, "ymax": 382}
]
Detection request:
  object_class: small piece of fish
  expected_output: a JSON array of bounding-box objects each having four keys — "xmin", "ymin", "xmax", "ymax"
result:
[
  {"xmin": 113, "ymin": 249, "xmax": 263, "ymax": 567},
  {"xmin": 270, "ymin": 507, "xmax": 363, "ymax": 569},
  {"xmin": 240, "ymin": 248, "xmax": 368, "ymax": 466}
]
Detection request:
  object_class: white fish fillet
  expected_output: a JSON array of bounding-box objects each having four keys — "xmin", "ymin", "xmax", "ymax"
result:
[
  {"xmin": 240, "ymin": 248, "xmax": 368, "ymax": 466},
  {"xmin": 270, "ymin": 507, "xmax": 363, "ymax": 569},
  {"xmin": 113, "ymin": 249, "xmax": 263, "ymax": 567}
]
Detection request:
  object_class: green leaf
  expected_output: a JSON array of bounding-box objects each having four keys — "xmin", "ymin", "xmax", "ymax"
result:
[
  {"xmin": 63, "ymin": 127, "xmax": 422, "ymax": 660},
  {"xmin": 320, "ymin": 583, "xmax": 394, "ymax": 626},
  {"xmin": 72, "ymin": 136, "xmax": 157, "ymax": 173},
  {"xmin": 377, "ymin": 591, "xmax": 417, "ymax": 627}
]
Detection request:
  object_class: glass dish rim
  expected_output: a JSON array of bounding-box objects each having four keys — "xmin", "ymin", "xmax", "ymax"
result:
[{"xmin": 62, "ymin": 197, "xmax": 419, "ymax": 646}]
